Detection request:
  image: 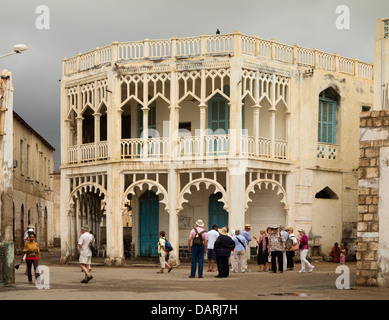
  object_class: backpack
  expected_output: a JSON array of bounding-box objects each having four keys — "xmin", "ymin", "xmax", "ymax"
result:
[
  {"xmin": 193, "ymin": 228, "xmax": 206, "ymax": 246},
  {"xmin": 286, "ymin": 238, "xmax": 293, "ymax": 250},
  {"xmin": 164, "ymin": 238, "xmax": 173, "ymax": 252},
  {"xmin": 89, "ymin": 236, "xmax": 98, "ymax": 256}
]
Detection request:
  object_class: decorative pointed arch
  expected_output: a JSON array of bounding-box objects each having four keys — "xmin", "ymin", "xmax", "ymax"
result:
[
  {"xmin": 259, "ymin": 94, "xmax": 273, "ymax": 110},
  {"xmin": 179, "ymin": 178, "xmax": 228, "ymax": 212},
  {"xmin": 68, "ymin": 182, "xmax": 107, "ymax": 212},
  {"xmin": 244, "ymin": 179, "xmax": 289, "ymax": 212},
  {"xmin": 123, "ymin": 179, "xmax": 169, "ymax": 212},
  {"xmin": 275, "ymin": 96, "xmax": 289, "ymax": 113}
]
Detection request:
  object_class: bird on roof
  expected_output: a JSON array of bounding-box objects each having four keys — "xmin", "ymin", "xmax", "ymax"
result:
[{"xmin": 216, "ymin": 29, "xmax": 220, "ymax": 35}]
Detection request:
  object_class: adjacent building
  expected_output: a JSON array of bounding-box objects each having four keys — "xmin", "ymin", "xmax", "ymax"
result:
[
  {"xmin": 60, "ymin": 32, "xmax": 373, "ymax": 265},
  {"xmin": 12, "ymin": 111, "xmax": 55, "ymax": 252}
]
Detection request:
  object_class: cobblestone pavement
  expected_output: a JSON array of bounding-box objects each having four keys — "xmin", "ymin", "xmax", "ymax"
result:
[{"xmin": 1, "ymin": 249, "xmax": 389, "ymax": 301}]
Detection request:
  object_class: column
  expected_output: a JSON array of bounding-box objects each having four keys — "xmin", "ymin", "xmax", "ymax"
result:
[
  {"xmin": 253, "ymin": 71, "xmax": 261, "ymax": 156},
  {"xmin": 76, "ymin": 116, "xmax": 83, "ymax": 162},
  {"xmin": 198, "ymin": 68, "xmax": 207, "ymax": 159},
  {"xmin": 286, "ymin": 112, "xmax": 291, "ymax": 159},
  {"xmin": 60, "ymin": 172, "xmax": 72, "ymax": 263},
  {"xmin": 270, "ymin": 109, "xmax": 276, "ymax": 158},
  {"xmin": 142, "ymin": 74, "xmax": 149, "ymax": 158},
  {"xmin": 105, "ymin": 165, "xmax": 124, "ymax": 265},
  {"xmin": 253, "ymin": 105, "xmax": 260, "ymax": 156},
  {"xmin": 168, "ymin": 167, "xmax": 180, "ymax": 266},
  {"xmin": 169, "ymin": 68, "xmax": 179, "ymax": 160},
  {"xmin": 94, "ymin": 112, "xmax": 101, "ymax": 160},
  {"xmin": 270, "ymin": 74, "xmax": 276, "ymax": 159},
  {"xmin": 76, "ymin": 198, "xmax": 81, "ymax": 243},
  {"xmin": 228, "ymin": 55, "xmax": 243, "ymax": 157}
]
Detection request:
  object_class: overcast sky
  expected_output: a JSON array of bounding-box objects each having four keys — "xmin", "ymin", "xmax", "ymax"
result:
[{"xmin": 1, "ymin": 0, "xmax": 388, "ymax": 170}]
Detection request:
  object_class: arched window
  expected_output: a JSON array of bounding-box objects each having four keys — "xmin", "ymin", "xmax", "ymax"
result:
[
  {"xmin": 318, "ymin": 88, "xmax": 339, "ymax": 144},
  {"xmin": 315, "ymin": 186, "xmax": 339, "ymax": 200}
]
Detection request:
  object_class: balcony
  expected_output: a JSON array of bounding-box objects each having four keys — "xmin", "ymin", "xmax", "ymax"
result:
[
  {"xmin": 63, "ymin": 32, "xmax": 373, "ymax": 80},
  {"xmin": 67, "ymin": 135, "xmax": 288, "ymax": 164}
]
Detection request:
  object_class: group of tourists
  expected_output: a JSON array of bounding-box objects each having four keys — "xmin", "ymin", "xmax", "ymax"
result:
[
  {"xmin": 18, "ymin": 220, "xmax": 318, "ymax": 285},
  {"xmin": 182, "ymin": 220, "xmax": 315, "ymax": 279}
]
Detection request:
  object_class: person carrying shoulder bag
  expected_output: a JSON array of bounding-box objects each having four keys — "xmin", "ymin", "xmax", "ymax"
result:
[{"xmin": 233, "ymin": 229, "xmax": 247, "ymax": 273}]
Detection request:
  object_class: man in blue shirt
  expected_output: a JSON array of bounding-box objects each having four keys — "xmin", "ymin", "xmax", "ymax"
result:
[
  {"xmin": 241, "ymin": 224, "xmax": 252, "ymax": 271},
  {"xmin": 233, "ymin": 230, "xmax": 247, "ymax": 273}
]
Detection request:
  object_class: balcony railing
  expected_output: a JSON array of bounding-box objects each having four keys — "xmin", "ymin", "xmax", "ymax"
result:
[
  {"xmin": 68, "ymin": 141, "xmax": 108, "ymax": 163},
  {"xmin": 68, "ymin": 135, "xmax": 288, "ymax": 164},
  {"xmin": 63, "ymin": 32, "xmax": 373, "ymax": 80}
]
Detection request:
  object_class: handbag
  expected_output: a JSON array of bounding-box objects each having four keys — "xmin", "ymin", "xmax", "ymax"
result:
[{"xmin": 292, "ymin": 243, "xmax": 299, "ymax": 251}]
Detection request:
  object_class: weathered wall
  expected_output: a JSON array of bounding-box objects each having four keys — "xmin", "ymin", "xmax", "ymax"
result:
[
  {"xmin": 357, "ymin": 110, "xmax": 389, "ymax": 286},
  {"xmin": 0, "ymin": 70, "xmax": 14, "ymax": 285}
]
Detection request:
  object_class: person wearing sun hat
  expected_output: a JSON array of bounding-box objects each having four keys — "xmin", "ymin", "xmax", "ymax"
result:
[
  {"xmin": 214, "ymin": 226, "xmax": 235, "ymax": 278},
  {"xmin": 268, "ymin": 225, "xmax": 285, "ymax": 273},
  {"xmin": 241, "ymin": 224, "xmax": 252, "ymax": 271},
  {"xmin": 78, "ymin": 225, "xmax": 94, "ymax": 283},
  {"xmin": 188, "ymin": 219, "xmax": 208, "ymax": 278}
]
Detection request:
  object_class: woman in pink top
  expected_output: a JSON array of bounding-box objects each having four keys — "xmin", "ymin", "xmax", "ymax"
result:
[{"xmin": 297, "ymin": 229, "xmax": 314, "ymax": 273}]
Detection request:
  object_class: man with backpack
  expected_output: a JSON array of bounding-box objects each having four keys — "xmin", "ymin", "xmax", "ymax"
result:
[
  {"xmin": 188, "ymin": 220, "xmax": 208, "ymax": 278},
  {"xmin": 157, "ymin": 231, "xmax": 173, "ymax": 273}
]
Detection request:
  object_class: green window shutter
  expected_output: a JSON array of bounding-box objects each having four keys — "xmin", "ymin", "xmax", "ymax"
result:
[{"xmin": 318, "ymin": 99, "xmax": 336, "ymax": 144}]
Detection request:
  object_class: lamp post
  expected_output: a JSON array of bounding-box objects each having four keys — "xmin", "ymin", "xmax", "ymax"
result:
[{"xmin": 0, "ymin": 44, "xmax": 28, "ymax": 59}]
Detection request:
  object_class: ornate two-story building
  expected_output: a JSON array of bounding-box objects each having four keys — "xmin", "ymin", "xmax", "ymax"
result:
[{"xmin": 60, "ymin": 32, "xmax": 373, "ymax": 265}]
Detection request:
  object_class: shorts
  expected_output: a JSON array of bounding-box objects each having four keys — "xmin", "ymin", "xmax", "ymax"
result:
[
  {"xmin": 207, "ymin": 249, "xmax": 216, "ymax": 261},
  {"xmin": 79, "ymin": 255, "xmax": 92, "ymax": 265}
]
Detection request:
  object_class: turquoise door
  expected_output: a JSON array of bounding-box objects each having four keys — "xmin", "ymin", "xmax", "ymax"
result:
[
  {"xmin": 208, "ymin": 192, "xmax": 228, "ymax": 230},
  {"xmin": 139, "ymin": 190, "xmax": 159, "ymax": 257}
]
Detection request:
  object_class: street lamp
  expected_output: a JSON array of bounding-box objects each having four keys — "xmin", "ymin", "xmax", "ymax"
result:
[{"xmin": 0, "ymin": 44, "xmax": 28, "ymax": 59}]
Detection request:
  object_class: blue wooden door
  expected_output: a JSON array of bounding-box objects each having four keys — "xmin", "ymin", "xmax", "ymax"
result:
[
  {"xmin": 139, "ymin": 190, "xmax": 159, "ymax": 257},
  {"xmin": 208, "ymin": 192, "xmax": 228, "ymax": 229}
]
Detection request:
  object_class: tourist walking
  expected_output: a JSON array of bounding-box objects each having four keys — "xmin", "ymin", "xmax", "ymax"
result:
[
  {"xmin": 233, "ymin": 229, "xmax": 247, "ymax": 273},
  {"xmin": 268, "ymin": 226, "xmax": 285, "ymax": 273},
  {"xmin": 207, "ymin": 224, "xmax": 219, "ymax": 272},
  {"xmin": 214, "ymin": 227, "xmax": 235, "ymax": 278},
  {"xmin": 78, "ymin": 225, "xmax": 94, "ymax": 283},
  {"xmin": 254, "ymin": 229, "xmax": 268, "ymax": 272},
  {"xmin": 285, "ymin": 227, "xmax": 297, "ymax": 270},
  {"xmin": 23, "ymin": 225, "xmax": 35, "ymax": 276},
  {"xmin": 298, "ymin": 229, "xmax": 314, "ymax": 273},
  {"xmin": 157, "ymin": 231, "xmax": 173, "ymax": 273},
  {"xmin": 188, "ymin": 220, "xmax": 208, "ymax": 278},
  {"xmin": 22, "ymin": 232, "xmax": 41, "ymax": 285}
]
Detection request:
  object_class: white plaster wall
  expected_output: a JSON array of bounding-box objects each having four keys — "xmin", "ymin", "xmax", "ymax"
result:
[
  {"xmin": 178, "ymin": 185, "xmax": 223, "ymax": 246},
  {"xmin": 246, "ymin": 188, "xmax": 287, "ymax": 239}
]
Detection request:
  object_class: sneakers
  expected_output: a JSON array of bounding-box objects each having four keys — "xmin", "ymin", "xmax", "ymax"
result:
[
  {"xmin": 309, "ymin": 266, "xmax": 315, "ymax": 272},
  {"xmin": 298, "ymin": 269, "xmax": 305, "ymax": 273},
  {"xmin": 81, "ymin": 275, "xmax": 93, "ymax": 283}
]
